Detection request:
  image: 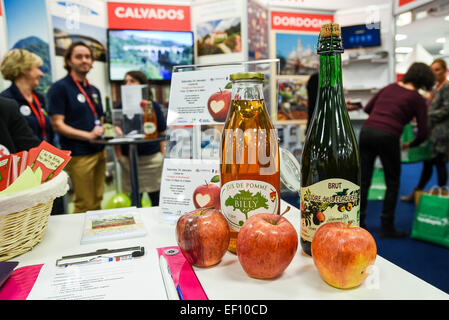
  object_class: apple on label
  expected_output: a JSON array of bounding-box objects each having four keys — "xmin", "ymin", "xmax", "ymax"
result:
[
  {"xmin": 207, "ymin": 89, "xmax": 232, "ymax": 122},
  {"xmin": 236, "ymin": 213, "xmax": 298, "ymax": 279},
  {"xmin": 193, "ymin": 177, "xmax": 220, "ymax": 210},
  {"xmin": 176, "ymin": 207, "xmax": 230, "ymax": 267},
  {"xmin": 311, "ymin": 222, "xmax": 377, "ymax": 289}
]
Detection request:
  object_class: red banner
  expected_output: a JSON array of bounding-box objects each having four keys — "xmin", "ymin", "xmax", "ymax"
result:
[
  {"xmin": 271, "ymin": 11, "xmax": 333, "ymax": 33},
  {"xmin": 398, "ymin": 0, "xmax": 416, "ymax": 6},
  {"xmin": 107, "ymin": 2, "xmax": 191, "ymax": 31}
]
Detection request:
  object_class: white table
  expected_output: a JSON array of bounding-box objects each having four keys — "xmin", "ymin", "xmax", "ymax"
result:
[{"xmin": 11, "ymin": 201, "xmax": 449, "ymax": 300}]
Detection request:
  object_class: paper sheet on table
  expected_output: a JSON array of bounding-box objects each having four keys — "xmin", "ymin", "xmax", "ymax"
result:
[
  {"xmin": 121, "ymin": 84, "xmax": 146, "ymax": 119},
  {"xmin": 0, "ymin": 167, "xmax": 42, "ymax": 195},
  {"xmin": 26, "ymin": 249, "xmax": 166, "ymax": 300}
]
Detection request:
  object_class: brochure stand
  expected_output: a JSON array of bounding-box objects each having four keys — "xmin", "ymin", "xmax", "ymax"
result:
[{"xmin": 159, "ymin": 59, "xmax": 280, "ymax": 223}]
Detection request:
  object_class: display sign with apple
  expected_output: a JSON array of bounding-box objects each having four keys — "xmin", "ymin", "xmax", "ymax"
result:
[
  {"xmin": 159, "ymin": 159, "xmax": 220, "ymax": 221},
  {"xmin": 167, "ymin": 66, "xmax": 243, "ymax": 126}
]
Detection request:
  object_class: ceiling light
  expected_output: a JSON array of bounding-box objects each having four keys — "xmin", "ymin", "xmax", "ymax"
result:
[
  {"xmin": 436, "ymin": 37, "xmax": 446, "ymax": 43},
  {"xmin": 395, "ymin": 47, "xmax": 413, "ymax": 54},
  {"xmin": 396, "ymin": 12, "xmax": 412, "ymax": 26},
  {"xmin": 416, "ymin": 11, "xmax": 428, "ymax": 20},
  {"xmin": 440, "ymin": 49, "xmax": 446, "ymax": 55},
  {"xmin": 395, "ymin": 34, "xmax": 407, "ymax": 41},
  {"xmin": 445, "ymin": 15, "xmax": 449, "ymax": 21}
]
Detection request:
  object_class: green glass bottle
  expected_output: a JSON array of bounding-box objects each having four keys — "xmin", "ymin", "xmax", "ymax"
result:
[
  {"xmin": 300, "ymin": 23, "xmax": 361, "ymax": 256},
  {"xmin": 103, "ymin": 95, "xmax": 115, "ymax": 139}
]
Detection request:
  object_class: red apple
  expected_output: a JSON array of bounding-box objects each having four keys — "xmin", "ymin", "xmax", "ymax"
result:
[
  {"xmin": 236, "ymin": 213, "xmax": 298, "ymax": 279},
  {"xmin": 193, "ymin": 183, "xmax": 220, "ymax": 210},
  {"xmin": 207, "ymin": 89, "xmax": 232, "ymax": 122},
  {"xmin": 176, "ymin": 207, "xmax": 230, "ymax": 267},
  {"xmin": 311, "ymin": 222, "xmax": 377, "ymax": 289}
]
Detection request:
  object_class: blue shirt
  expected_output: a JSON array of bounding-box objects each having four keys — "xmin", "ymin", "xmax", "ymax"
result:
[
  {"xmin": 47, "ymin": 74, "xmax": 104, "ymax": 156},
  {"xmin": 116, "ymin": 101, "xmax": 167, "ymax": 156},
  {"xmin": 0, "ymin": 83, "xmax": 54, "ymax": 145}
]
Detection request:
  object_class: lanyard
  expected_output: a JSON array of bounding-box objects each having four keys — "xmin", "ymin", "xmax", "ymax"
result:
[
  {"xmin": 70, "ymin": 74, "xmax": 97, "ymax": 117},
  {"xmin": 25, "ymin": 93, "xmax": 47, "ymax": 138}
]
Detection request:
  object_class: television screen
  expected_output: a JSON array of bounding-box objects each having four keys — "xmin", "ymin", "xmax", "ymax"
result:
[
  {"xmin": 107, "ymin": 29, "xmax": 194, "ymax": 81},
  {"xmin": 341, "ymin": 23, "xmax": 381, "ymax": 49}
]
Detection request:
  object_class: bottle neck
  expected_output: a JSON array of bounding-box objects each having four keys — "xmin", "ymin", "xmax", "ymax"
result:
[
  {"xmin": 319, "ymin": 52, "xmax": 343, "ymax": 89},
  {"xmin": 231, "ymin": 80, "xmax": 264, "ymax": 101}
]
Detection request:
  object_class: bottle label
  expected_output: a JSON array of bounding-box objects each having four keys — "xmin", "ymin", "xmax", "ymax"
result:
[
  {"xmin": 220, "ymin": 180, "xmax": 279, "ymax": 231},
  {"xmin": 103, "ymin": 123, "xmax": 115, "ymax": 138},
  {"xmin": 143, "ymin": 122, "xmax": 156, "ymax": 134},
  {"xmin": 300, "ymin": 178, "xmax": 360, "ymax": 242}
]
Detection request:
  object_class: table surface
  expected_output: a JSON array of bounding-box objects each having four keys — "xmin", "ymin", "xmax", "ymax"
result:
[
  {"xmin": 89, "ymin": 135, "xmax": 166, "ymax": 145},
  {"xmin": 11, "ymin": 201, "xmax": 449, "ymax": 300}
]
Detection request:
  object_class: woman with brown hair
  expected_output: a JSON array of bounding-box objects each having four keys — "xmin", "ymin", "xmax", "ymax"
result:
[
  {"xmin": 116, "ymin": 70, "xmax": 167, "ymax": 206},
  {"xmin": 401, "ymin": 59, "xmax": 449, "ymax": 201}
]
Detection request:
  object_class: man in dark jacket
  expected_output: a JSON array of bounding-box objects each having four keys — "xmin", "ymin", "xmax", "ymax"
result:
[{"xmin": 0, "ymin": 96, "xmax": 39, "ymax": 156}]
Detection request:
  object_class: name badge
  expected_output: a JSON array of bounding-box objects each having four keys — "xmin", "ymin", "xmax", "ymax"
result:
[
  {"xmin": 20, "ymin": 105, "xmax": 32, "ymax": 116},
  {"xmin": 77, "ymin": 93, "xmax": 86, "ymax": 103}
]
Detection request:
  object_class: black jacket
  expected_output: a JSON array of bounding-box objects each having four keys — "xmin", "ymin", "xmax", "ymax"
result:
[{"xmin": 0, "ymin": 96, "xmax": 40, "ymax": 155}]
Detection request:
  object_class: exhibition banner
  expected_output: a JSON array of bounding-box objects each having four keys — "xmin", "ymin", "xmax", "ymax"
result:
[
  {"xmin": 270, "ymin": 11, "xmax": 333, "ymax": 32},
  {"xmin": 3, "ymin": 0, "xmax": 53, "ymax": 95},
  {"xmin": 107, "ymin": 2, "xmax": 191, "ymax": 31}
]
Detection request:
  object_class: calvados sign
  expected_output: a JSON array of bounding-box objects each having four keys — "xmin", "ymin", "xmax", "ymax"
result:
[
  {"xmin": 107, "ymin": 2, "xmax": 191, "ymax": 31},
  {"xmin": 271, "ymin": 11, "xmax": 333, "ymax": 32}
]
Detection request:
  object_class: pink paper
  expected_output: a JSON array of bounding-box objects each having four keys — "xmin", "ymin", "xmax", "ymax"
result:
[
  {"xmin": 157, "ymin": 246, "xmax": 208, "ymax": 300},
  {"xmin": 0, "ymin": 264, "xmax": 43, "ymax": 300}
]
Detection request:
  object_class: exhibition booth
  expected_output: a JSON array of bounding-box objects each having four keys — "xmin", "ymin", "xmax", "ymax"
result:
[{"xmin": 0, "ymin": 0, "xmax": 448, "ymax": 303}]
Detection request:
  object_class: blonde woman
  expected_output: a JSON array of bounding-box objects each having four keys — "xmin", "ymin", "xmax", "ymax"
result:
[{"xmin": 0, "ymin": 49, "xmax": 54, "ymax": 144}]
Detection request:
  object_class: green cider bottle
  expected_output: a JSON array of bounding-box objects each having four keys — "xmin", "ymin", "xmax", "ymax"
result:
[
  {"xmin": 300, "ymin": 23, "xmax": 361, "ymax": 256},
  {"xmin": 103, "ymin": 95, "xmax": 115, "ymax": 139}
]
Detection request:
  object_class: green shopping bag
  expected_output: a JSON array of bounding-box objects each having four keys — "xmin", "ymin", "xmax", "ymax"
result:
[
  {"xmin": 368, "ymin": 168, "xmax": 386, "ymax": 200},
  {"xmin": 401, "ymin": 124, "xmax": 431, "ymax": 163},
  {"xmin": 411, "ymin": 192, "xmax": 449, "ymax": 248}
]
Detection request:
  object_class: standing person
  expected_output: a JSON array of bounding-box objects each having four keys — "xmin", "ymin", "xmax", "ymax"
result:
[
  {"xmin": 401, "ymin": 59, "xmax": 449, "ymax": 202},
  {"xmin": 359, "ymin": 62, "xmax": 434, "ymax": 238},
  {"xmin": 116, "ymin": 70, "xmax": 166, "ymax": 206},
  {"xmin": 47, "ymin": 42, "xmax": 105, "ymax": 213},
  {"xmin": 0, "ymin": 49, "xmax": 54, "ymax": 145},
  {"xmin": 0, "ymin": 49, "xmax": 66, "ymax": 215},
  {"xmin": 0, "ymin": 96, "xmax": 40, "ymax": 155}
]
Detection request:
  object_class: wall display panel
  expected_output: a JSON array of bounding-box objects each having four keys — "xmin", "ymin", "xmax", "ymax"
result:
[
  {"xmin": 192, "ymin": 0, "xmax": 246, "ymax": 64},
  {"xmin": 269, "ymin": 10, "xmax": 333, "ymax": 124},
  {"xmin": 276, "ymin": 32, "xmax": 319, "ymax": 75},
  {"xmin": 3, "ymin": 0, "xmax": 53, "ymax": 95},
  {"xmin": 247, "ymin": 0, "xmax": 269, "ymax": 61},
  {"xmin": 48, "ymin": 0, "xmax": 109, "ymax": 101}
]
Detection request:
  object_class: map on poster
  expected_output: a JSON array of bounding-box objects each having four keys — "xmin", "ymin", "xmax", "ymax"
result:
[
  {"xmin": 159, "ymin": 158, "xmax": 220, "ymax": 223},
  {"xmin": 166, "ymin": 66, "xmax": 243, "ymax": 126}
]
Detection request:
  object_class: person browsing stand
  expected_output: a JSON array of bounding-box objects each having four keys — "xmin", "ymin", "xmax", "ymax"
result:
[{"xmin": 47, "ymin": 42, "xmax": 106, "ymax": 213}]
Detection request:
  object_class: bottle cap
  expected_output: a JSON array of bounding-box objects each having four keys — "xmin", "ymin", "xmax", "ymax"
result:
[
  {"xmin": 319, "ymin": 23, "xmax": 341, "ymax": 38},
  {"xmin": 230, "ymin": 72, "xmax": 264, "ymax": 81},
  {"xmin": 279, "ymin": 147, "xmax": 301, "ymax": 192}
]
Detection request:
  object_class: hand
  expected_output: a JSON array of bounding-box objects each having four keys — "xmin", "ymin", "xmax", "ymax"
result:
[
  {"xmin": 114, "ymin": 126, "xmax": 124, "ymax": 137},
  {"xmin": 89, "ymin": 125, "xmax": 104, "ymax": 140}
]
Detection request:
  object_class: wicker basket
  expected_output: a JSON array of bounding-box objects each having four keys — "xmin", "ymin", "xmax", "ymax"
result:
[{"xmin": 0, "ymin": 170, "xmax": 69, "ymax": 261}]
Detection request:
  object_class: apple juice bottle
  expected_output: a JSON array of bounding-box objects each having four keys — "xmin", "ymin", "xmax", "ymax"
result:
[
  {"xmin": 141, "ymin": 99, "xmax": 158, "ymax": 140},
  {"xmin": 220, "ymin": 72, "xmax": 280, "ymax": 254},
  {"xmin": 300, "ymin": 23, "xmax": 361, "ymax": 256}
]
